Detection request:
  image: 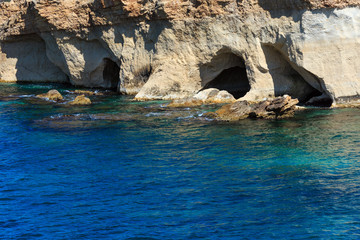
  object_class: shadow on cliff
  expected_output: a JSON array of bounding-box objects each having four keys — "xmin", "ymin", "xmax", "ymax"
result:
[
  {"xmin": 1, "ymin": 34, "xmax": 69, "ymax": 83},
  {"xmin": 258, "ymin": 0, "xmax": 336, "ymax": 22},
  {"xmin": 5, "ymin": 2, "xmax": 71, "ymax": 83},
  {"xmin": 258, "ymin": 0, "xmax": 308, "ymax": 21}
]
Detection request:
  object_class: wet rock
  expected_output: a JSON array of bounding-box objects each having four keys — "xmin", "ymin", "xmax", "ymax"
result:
[
  {"xmin": 36, "ymin": 89, "xmax": 63, "ymax": 101},
  {"xmin": 168, "ymin": 88, "xmax": 235, "ymax": 107},
  {"xmin": 68, "ymin": 95, "xmax": 91, "ymax": 105},
  {"xmin": 214, "ymin": 101, "xmax": 252, "ymax": 121},
  {"xmin": 210, "ymin": 95, "xmax": 299, "ymax": 121}
]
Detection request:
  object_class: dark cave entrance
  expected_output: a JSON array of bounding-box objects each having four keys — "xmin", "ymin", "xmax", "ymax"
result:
[
  {"xmin": 262, "ymin": 45, "xmax": 333, "ymax": 107},
  {"xmin": 103, "ymin": 58, "xmax": 120, "ymax": 89},
  {"xmin": 201, "ymin": 53, "xmax": 251, "ymax": 99}
]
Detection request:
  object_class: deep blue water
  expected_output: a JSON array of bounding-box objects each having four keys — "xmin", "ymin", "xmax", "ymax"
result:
[{"xmin": 1, "ymin": 83, "xmax": 360, "ymax": 239}]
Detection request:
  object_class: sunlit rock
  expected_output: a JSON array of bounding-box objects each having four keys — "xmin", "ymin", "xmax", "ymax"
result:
[{"xmin": 36, "ymin": 89, "xmax": 63, "ymax": 101}]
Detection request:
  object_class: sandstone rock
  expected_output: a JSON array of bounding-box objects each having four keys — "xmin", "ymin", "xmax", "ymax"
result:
[
  {"xmin": 211, "ymin": 95, "xmax": 299, "ymax": 121},
  {"xmin": 69, "ymin": 95, "xmax": 91, "ymax": 105},
  {"xmin": 168, "ymin": 88, "xmax": 235, "ymax": 107},
  {"xmin": 193, "ymin": 88, "xmax": 220, "ymax": 101},
  {"xmin": 36, "ymin": 89, "xmax": 63, "ymax": 101}
]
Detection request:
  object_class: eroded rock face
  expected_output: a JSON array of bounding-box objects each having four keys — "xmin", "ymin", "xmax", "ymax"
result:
[{"xmin": 0, "ymin": 0, "xmax": 360, "ymax": 105}]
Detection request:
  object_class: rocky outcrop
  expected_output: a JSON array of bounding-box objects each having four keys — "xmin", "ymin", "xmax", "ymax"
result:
[
  {"xmin": 1, "ymin": 0, "xmax": 360, "ymax": 106},
  {"xmin": 206, "ymin": 95, "xmax": 299, "ymax": 121},
  {"xmin": 36, "ymin": 89, "xmax": 63, "ymax": 101},
  {"xmin": 69, "ymin": 95, "xmax": 92, "ymax": 105}
]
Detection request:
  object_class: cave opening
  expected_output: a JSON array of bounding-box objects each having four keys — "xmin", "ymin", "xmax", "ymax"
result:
[
  {"xmin": 262, "ymin": 45, "xmax": 333, "ymax": 107},
  {"xmin": 103, "ymin": 58, "xmax": 120, "ymax": 89},
  {"xmin": 201, "ymin": 53, "xmax": 251, "ymax": 99}
]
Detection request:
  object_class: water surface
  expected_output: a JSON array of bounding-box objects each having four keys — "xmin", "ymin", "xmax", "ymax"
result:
[{"xmin": 1, "ymin": 83, "xmax": 360, "ymax": 239}]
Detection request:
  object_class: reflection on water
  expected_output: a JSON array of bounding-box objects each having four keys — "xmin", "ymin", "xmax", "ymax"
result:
[{"xmin": 1, "ymin": 83, "xmax": 360, "ymax": 239}]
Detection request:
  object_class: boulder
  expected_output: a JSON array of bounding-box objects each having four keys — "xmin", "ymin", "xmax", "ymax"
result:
[
  {"xmin": 36, "ymin": 89, "xmax": 63, "ymax": 101},
  {"xmin": 68, "ymin": 95, "xmax": 91, "ymax": 105},
  {"xmin": 168, "ymin": 88, "xmax": 236, "ymax": 107},
  {"xmin": 167, "ymin": 98, "xmax": 203, "ymax": 108},
  {"xmin": 193, "ymin": 88, "xmax": 220, "ymax": 101},
  {"xmin": 209, "ymin": 95, "xmax": 299, "ymax": 121}
]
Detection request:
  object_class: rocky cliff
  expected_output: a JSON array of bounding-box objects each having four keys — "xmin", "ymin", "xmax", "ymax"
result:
[{"xmin": 0, "ymin": 0, "xmax": 359, "ymax": 105}]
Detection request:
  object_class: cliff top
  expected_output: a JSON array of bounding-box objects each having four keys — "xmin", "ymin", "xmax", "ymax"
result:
[{"xmin": 0, "ymin": 0, "xmax": 359, "ymax": 38}]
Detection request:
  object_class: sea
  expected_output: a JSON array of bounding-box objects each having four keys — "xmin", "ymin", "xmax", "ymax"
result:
[{"xmin": 1, "ymin": 83, "xmax": 360, "ymax": 239}]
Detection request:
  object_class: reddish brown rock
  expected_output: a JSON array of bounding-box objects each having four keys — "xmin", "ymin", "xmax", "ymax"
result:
[{"xmin": 210, "ymin": 95, "xmax": 299, "ymax": 121}]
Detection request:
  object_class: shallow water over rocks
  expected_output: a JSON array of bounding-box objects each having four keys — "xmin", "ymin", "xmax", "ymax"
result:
[{"xmin": 1, "ymin": 83, "xmax": 360, "ymax": 239}]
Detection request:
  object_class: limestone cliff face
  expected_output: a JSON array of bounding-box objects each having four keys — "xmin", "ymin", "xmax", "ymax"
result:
[{"xmin": 0, "ymin": 0, "xmax": 360, "ymax": 104}]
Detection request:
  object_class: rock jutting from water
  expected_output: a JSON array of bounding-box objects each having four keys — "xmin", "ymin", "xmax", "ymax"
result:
[
  {"xmin": 205, "ymin": 95, "xmax": 299, "ymax": 121},
  {"xmin": 167, "ymin": 88, "xmax": 236, "ymax": 107},
  {"xmin": 36, "ymin": 89, "xmax": 63, "ymax": 101},
  {"xmin": 0, "ymin": 0, "xmax": 360, "ymax": 107},
  {"xmin": 69, "ymin": 95, "xmax": 92, "ymax": 105}
]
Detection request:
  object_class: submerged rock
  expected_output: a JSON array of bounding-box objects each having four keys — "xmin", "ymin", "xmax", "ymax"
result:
[
  {"xmin": 68, "ymin": 95, "xmax": 91, "ymax": 105},
  {"xmin": 36, "ymin": 89, "xmax": 63, "ymax": 101},
  {"xmin": 206, "ymin": 95, "xmax": 299, "ymax": 121},
  {"xmin": 168, "ymin": 88, "xmax": 235, "ymax": 107}
]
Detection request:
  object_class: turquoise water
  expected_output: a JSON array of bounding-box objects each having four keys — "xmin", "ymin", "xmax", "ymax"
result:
[{"xmin": 1, "ymin": 83, "xmax": 360, "ymax": 239}]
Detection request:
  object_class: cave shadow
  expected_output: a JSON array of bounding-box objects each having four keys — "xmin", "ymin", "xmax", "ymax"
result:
[
  {"xmin": 261, "ymin": 44, "xmax": 332, "ymax": 107},
  {"xmin": 103, "ymin": 58, "xmax": 120, "ymax": 89},
  {"xmin": 200, "ymin": 51, "xmax": 251, "ymax": 99}
]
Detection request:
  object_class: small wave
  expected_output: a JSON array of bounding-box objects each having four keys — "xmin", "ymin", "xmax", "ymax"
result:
[
  {"xmin": 145, "ymin": 112, "xmax": 171, "ymax": 117},
  {"xmin": 177, "ymin": 115, "xmax": 195, "ymax": 120},
  {"xmin": 16, "ymin": 94, "xmax": 34, "ymax": 98}
]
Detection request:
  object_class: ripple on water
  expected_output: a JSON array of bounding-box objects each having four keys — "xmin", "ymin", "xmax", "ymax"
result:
[{"xmin": 0, "ymin": 83, "xmax": 360, "ymax": 239}]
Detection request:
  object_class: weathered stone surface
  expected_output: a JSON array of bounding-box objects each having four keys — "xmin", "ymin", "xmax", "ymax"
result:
[
  {"xmin": 167, "ymin": 88, "xmax": 235, "ymax": 107},
  {"xmin": 36, "ymin": 89, "xmax": 63, "ymax": 101},
  {"xmin": 0, "ymin": 0, "xmax": 360, "ymax": 106},
  {"xmin": 209, "ymin": 95, "xmax": 299, "ymax": 121},
  {"xmin": 69, "ymin": 95, "xmax": 92, "ymax": 105}
]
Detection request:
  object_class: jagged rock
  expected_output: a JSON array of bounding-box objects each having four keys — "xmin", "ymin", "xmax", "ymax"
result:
[
  {"xmin": 36, "ymin": 89, "xmax": 63, "ymax": 101},
  {"xmin": 209, "ymin": 95, "xmax": 299, "ymax": 121},
  {"xmin": 68, "ymin": 95, "xmax": 91, "ymax": 105},
  {"xmin": 212, "ymin": 101, "xmax": 253, "ymax": 121}
]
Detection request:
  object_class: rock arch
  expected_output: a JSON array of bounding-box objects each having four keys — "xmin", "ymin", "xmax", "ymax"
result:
[
  {"xmin": 262, "ymin": 44, "xmax": 333, "ymax": 107},
  {"xmin": 200, "ymin": 52, "xmax": 251, "ymax": 99}
]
